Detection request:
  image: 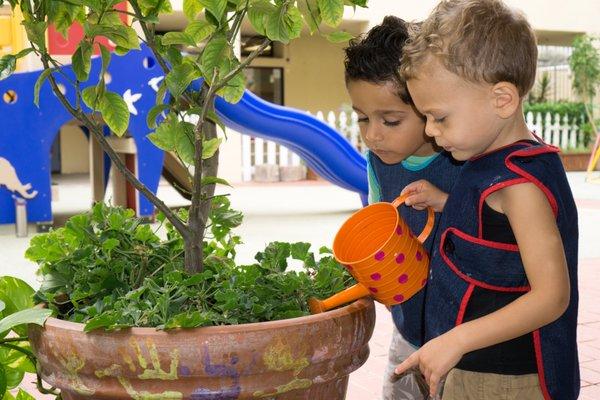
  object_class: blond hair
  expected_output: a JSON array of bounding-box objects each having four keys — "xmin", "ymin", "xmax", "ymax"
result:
[{"xmin": 400, "ymin": 0, "xmax": 537, "ymax": 96}]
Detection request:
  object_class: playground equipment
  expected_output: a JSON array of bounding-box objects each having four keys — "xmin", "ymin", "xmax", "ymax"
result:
[
  {"xmin": 309, "ymin": 193, "xmax": 434, "ymax": 314},
  {"xmin": 587, "ymin": 134, "xmax": 600, "ymax": 183},
  {"xmin": 0, "ymin": 46, "xmax": 368, "ymax": 226}
]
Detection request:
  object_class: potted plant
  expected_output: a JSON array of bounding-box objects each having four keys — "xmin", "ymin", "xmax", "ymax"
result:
[{"xmin": 0, "ymin": 0, "xmax": 375, "ymax": 398}]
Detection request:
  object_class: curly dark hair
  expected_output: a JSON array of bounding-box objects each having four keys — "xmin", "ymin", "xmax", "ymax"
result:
[{"xmin": 344, "ymin": 16, "xmax": 414, "ymax": 104}]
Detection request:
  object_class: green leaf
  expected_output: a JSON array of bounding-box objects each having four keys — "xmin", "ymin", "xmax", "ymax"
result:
[
  {"xmin": 0, "ymin": 365, "xmax": 6, "ymax": 397},
  {"xmin": 100, "ymin": 91, "xmax": 130, "ymax": 136},
  {"xmin": 317, "ymin": 0, "xmax": 344, "ymax": 27},
  {"xmin": 166, "ymin": 62, "xmax": 202, "ymax": 97},
  {"xmin": 291, "ymin": 242, "xmax": 311, "ymax": 260},
  {"xmin": 217, "ymin": 57, "xmax": 246, "ymax": 103},
  {"xmin": 3, "ymin": 366, "xmax": 23, "ymax": 390},
  {"xmin": 0, "ymin": 55, "xmax": 16, "ymax": 81},
  {"xmin": 84, "ymin": 312, "xmax": 118, "ymax": 332},
  {"xmin": 202, "ymin": 137, "xmax": 221, "ymax": 159},
  {"xmin": 51, "ymin": 1, "xmax": 83, "ymax": 37},
  {"xmin": 15, "ymin": 390, "xmax": 36, "ymax": 400},
  {"xmin": 72, "ymin": 41, "xmax": 93, "ymax": 82},
  {"xmin": 266, "ymin": 5, "xmax": 303, "ymax": 44},
  {"xmin": 201, "ymin": 0, "xmax": 227, "ymax": 21},
  {"xmin": 0, "ymin": 300, "xmax": 4, "ymax": 314},
  {"xmin": 99, "ymin": 44, "xmax": 111, "ymax": 77},
  {"xmin": 0, "ymin": 278, "xmax": 34, "ymax": 318},
  {"xmin": 146, "ymin": 104, "xmax": 170, "ymax": 129},
  {"xmin": 86, "ymin": 24, "xmax": 140, "ymax": 50},
  {"xmin": 0, "ymin": 308, "xmax": 52, "ymax": 334},
  {"xmin": 14, "ymin": 48, "xmax": 34, "ymax": 59},
  {"xmin": 183, "ymin": 0, "xmax": 204, "ymax": 20},
  {"xmin": 148, "ymin": 117, "xmax": 177, "ymax": 151},
  {"xmin": 200, "ymin": 35, "xmax": 230, "ymax": 80},
  {"xmin": 247, "ymin": 0, "xmax": 274, "ymax": 36},
  {"xmin": 298, "ymin": 0, "xmax": 321, "ymax": 34},
  {"xmin": 201, "ymin": 176, "xmax": 231, "ymax": 187},
  {"xmin": 82, "ymin": 85, "xmax": 103, "ymax": 111},
  {"xmin": 185, "ymin": 20, "xmax": 215, "ymax": 44},
  {"xmin": 175, "ymin": 122, "xmax": 195, "ymax": 164},
  {"xmin": 22, "ymin": 21, "xmax": 48, "ymax": 52},
  {"xmin": 161, "ymin": 32, "xmax": 196, "ymax": 47},
  {"xmin": 33, "ymin": 69, "xmax": 53, "ymax": 107},
  {"xmin": 326, "ymin": 30, "xmax": 354, "ymax": 43},
  {"xmin": 3, "ymin": 391, "xmax": 15, "ymax": 400}
]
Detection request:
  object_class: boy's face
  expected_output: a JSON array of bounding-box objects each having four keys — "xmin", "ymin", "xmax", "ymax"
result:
[
  {"xmin": 347, "ymin": 80, "xmax": 432, "ymax": 165},
  {"xmin": 406, "ymin": 58, "xmax": 506, "ymax": 161}
]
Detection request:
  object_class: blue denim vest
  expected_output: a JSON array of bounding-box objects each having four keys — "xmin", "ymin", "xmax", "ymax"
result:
[
  {"xmin": 425, "ymin": 141, "xmax": 579, "ymax": 400},
  {"xmin": 369, "ymin": 151, "xmax": 463, "ymax": 346}
]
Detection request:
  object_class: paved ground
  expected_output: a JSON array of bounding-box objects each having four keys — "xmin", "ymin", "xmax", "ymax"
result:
[{"xmin": 1, "ymin": 172, "xmax": 599, "ymax": 399}]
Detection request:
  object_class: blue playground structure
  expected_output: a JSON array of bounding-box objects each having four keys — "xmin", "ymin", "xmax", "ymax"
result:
[{"xmin": 0, "ymin": 46, "xmax": 367, "ymax": 225}]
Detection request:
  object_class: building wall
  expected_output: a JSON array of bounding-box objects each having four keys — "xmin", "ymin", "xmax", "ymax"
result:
[{"xmin": 60, "ymin": 125, "xmax": 90, "ymax": 174}]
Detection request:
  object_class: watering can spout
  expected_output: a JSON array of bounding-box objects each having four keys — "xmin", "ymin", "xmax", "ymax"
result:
[{"xmin": 309, "ymin": 284, "xmax": 371, "ymax": 314}]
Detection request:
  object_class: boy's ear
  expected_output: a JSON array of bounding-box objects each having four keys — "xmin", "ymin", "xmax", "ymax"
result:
[{"xmin": 490, "ymin": 82, "xmax": 520, "ymax": 119}]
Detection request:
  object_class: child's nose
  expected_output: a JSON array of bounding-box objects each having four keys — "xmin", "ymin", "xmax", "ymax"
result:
[
  {"xmin": 365, "ymin": 124, "xmax": 383, "ymax": 142},
  {"xmin": 425, "ymin": 122, "xmax": 439, "ymax": 138}
]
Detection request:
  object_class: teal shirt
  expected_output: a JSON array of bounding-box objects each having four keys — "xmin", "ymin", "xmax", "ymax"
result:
[{"xmin": 366, "ymin": 151, "xmax": 441, "ymax": 204}]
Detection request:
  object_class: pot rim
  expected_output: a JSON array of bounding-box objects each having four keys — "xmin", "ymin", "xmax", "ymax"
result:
[{"xmin": 35, "ymin": 298, "xmax": 374, "ymax": 335}]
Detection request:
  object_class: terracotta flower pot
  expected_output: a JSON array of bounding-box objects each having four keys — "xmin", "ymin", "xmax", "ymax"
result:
[{"xmin": 29, "ymin": 299, "xmax": 375, "ymax": 399}]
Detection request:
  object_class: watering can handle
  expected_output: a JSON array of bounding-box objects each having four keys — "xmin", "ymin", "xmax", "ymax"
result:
[{"xmin": 391, "ymin": 193, "xmax": 435, "ymax": 244}]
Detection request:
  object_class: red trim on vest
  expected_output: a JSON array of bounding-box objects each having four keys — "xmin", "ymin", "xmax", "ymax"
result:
[
  {"xmin": 533, "ymin": 329, "xmax": 553, "ymax": 400},
  {"xmin": 456, "ymin": 283, "xmax": 475, "ymax": 326},
  {"xmin": 439, "ymin": 228, "xmax": 529, "ymax": 291},
  {"xmin": 469, "ymin": 140, "xmax": 534, "ymax": 162},
  {"xmin": 505, "ymin": 146, "xmax": 560, "ymax": 218},
  {"xmin": 478, "ymin": 178, "xmax": 529, "ymax": 239}
]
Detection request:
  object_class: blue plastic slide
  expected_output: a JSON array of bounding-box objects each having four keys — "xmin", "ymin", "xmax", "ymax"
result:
[{"xmin": 215, "ymin": 91, "xmax": 368, "ymax": 202}]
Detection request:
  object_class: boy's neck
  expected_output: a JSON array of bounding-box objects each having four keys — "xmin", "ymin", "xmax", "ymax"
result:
[{"xmin": 489, "ymin": 107, "xmax": 535, "ymax": 151}]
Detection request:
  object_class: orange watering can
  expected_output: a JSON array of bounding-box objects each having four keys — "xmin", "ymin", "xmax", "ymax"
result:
[{"xmin": 309, "ymin": 193, "xmax": 434, "ymax": 314}]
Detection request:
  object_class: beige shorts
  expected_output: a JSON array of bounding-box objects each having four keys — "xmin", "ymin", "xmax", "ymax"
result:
[{"xmin": 442, "ymin": 369, "xmax": 544, "ymax": 400}]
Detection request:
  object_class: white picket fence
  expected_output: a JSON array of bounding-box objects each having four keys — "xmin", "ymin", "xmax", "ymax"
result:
[
  {"xmin": 240, "ymin": 110, "xmax": 586, "ymax": 181},
  {"xmin": 525, "ymin": 111, "xmax": 586, "ymax": 150}
]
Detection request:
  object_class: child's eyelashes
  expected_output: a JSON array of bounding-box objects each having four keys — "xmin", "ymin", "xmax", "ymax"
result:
[
  {"xmin": 434, "ymin": 117, "xmax": 446, "ymax": 123},
  {"xmin": 383, "ymin": 120, "xmax": 401, "ymax": 127}
]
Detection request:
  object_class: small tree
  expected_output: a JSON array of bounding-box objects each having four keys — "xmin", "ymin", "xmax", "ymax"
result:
[
  {"xmin": 0, "ymin": 0, "xmax": 364, "ymax": 273},
  {"xmin": 569, "ymin": 34, "xmax": 600, "ymax": 139}
]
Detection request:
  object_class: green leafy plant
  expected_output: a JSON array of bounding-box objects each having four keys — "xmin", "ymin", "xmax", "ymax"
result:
[
  {"xmin": 527, "ymin": 72, "xmax": 551, "ymax": 104},
  {"xmin": 569, "ymin": 34, "xmax": 600, "ymax": 141},
  {"xmin": 0, "ymin": 277, "xmax": 55, "ymax": 399},
  {"xmin": 24, "ymin": 203, "xmax": 353, "ymax": 331}
]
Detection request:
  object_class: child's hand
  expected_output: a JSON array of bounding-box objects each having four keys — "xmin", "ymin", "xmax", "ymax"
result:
[
  {"xmin": 393, "ymin": 330, "xmax": 464, "ymax": 397},
  {"xmin": 401, "ymin": 180, "xmax": 448, "ymax": 212}
]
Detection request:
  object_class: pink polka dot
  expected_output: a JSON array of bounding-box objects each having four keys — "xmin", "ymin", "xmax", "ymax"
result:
[
  {"xmin": 421, "ymin": 279, "xmax": 427, "ymax": 287},
  {"xmin": 416, "ymin": 251, "xmax": 423, "ymax": 261},
  {"xmin": 393, "ymin": 294, "xmax": 405, "ymax": 302},
  {"xmin": 396, "ymin": 226, "xmax": 403, "ymax": 236},
  {"xmin": 370, "ymin": 273, "xmax": 382, "ymax": 281},
  {"xmin": 369, "ymin": 287, "xmax": 378, "ymax": 293},
  {"xmin": 374, "ymin": 251, "xmax": 385, "ymax": 261},
  {"xmin": 395, "ymin": 253, "xmax": 405, "ymax": 264},
  {"xmin": 398, "ymin": 274, "xmax": 408, "ymax": 284}
]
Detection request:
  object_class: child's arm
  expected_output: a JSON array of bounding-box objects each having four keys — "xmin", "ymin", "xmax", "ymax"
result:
[
  {"xmin": 401, "ymin": 179, "xmax": 448, "ymax": 212},
  {"xmin": 394, "ymin": 182, "xmax": 570, "ymax": 397}
]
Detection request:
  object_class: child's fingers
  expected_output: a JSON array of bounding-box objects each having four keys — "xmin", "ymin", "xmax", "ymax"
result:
[
  {"xmin": 401, "ymin": 180, "xmax": 425, "ymax": 196},
  {"xmin": 404, "ymin": 191, "xmax": 428, "ymax": 207},
  {"xmin": 429, "ymin": 373, "xmax": 441, "ymax": 398},
  {"xmin": 394, "ymin": 352, "xmax": 419, "ymax": 376}
]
